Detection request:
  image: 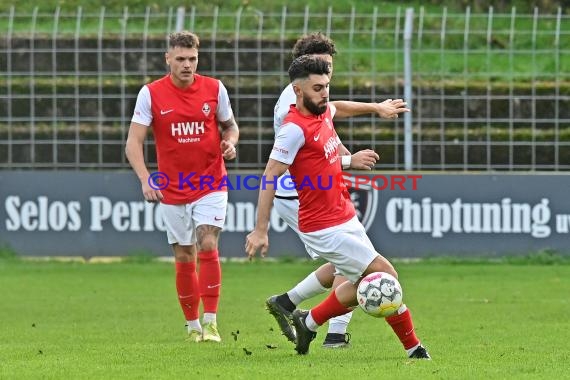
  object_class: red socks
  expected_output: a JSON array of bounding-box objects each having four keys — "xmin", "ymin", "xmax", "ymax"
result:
[
  {"xmin": 310, "ymin": 292, "xmax": 421, "ymax": 352},
  {"xmin": 175, "ymin": 250, "xmax": 222, "ymax": 319},
  {"xmin": 198, "ymin": 250, "xmax": 221, "ymax": 313},
  {"xmin": 385, "ymin": 308, "xmax": 420, "ymax": 350},
  {"xmin": 175, "ymin": 261, "xmax": 200, "ymax": 320},
  {"xmin": 310, "ymin": 291, "xmax": 352, "ymax": 326}
]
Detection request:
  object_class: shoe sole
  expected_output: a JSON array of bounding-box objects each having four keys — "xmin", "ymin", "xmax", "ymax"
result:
[
  {"xmin": 265, "ymin": 299, "xmax": 296, "ymax": 343},
  {"xmin": 186, "ymin": 334, "xmax": 203, "ymax": 343},
  {"xmin": 322, "ymin": 342, "xmax": 350, "ymax": 349},
  {"xmin": 409, "ymin": 346, "xmax": 431, "ymax": 360}
]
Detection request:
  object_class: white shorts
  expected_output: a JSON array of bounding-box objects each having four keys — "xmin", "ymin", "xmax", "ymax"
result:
[
  {"xmin": 298, "ymin": 216, "xmax": 379, "ymax": 283},
  {"xmin": 160, "ymin": 192, "xmax": 228, "ymax": 245},
  {"xmin": 273, "ymin": 197, "xmax": 319, "ymax": 259}
]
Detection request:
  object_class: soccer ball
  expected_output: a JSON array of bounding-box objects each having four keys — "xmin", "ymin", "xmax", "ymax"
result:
[{"xmin": 356, "ymin": 272, "xmax": 403, "ymax": 318}]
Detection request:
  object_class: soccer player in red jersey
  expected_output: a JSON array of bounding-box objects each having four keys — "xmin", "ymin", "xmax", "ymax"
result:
[
  {"xmin": 245, "ymin": 55, "xmax": 430, "ymax": 358},
  {"xmin": 268, "ymin": 32, "xmax": 409, "ymax": 349},
  {"xmin": 126, "ymin": 31, "xmax": 239, "ymax": 343}
]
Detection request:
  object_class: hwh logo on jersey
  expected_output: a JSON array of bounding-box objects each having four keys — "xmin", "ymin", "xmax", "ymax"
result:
[
  {"xmin": 323, "ymin": 136, "xmax": 340, "ymax": 159},
  {"xmin": 171, "ymin": 121, "xmax": 205, "ymax": 136}
]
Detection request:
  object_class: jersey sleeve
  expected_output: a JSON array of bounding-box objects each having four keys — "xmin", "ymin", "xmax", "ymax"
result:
[
  {"xmin": 269, "ymin": 122, "xmax": 305, "ymax": 165},
  {"xmin": 329, "ymin": 102, "xmax": 337, "ymax": 119},
  {"xmin": 131, "ymin": 86, "xmax": 152, "ymax": 126},
  {"xmin": 327, "ymin": 103, "xmax": 344, "ymax": 146},
  {"xmin": 273, "ymin": 84, "xmax": 296, "ymax": 134},
  {"xmin": 216, "ymin": 80, "xmax": 234, "ymax": 122}
]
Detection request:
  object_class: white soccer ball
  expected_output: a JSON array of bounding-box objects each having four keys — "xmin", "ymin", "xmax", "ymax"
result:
[{"xmin": 356, "ymin": 272, "xmax": 403, "ymax": 318}]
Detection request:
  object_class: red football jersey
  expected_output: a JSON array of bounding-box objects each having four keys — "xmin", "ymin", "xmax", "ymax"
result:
[
  {"xmin": 145, "ymin": 74, "xmax": 229, "ymax": 204},
  {"xmin": 283, "ymin": 105, "xmax": 356, "ymax": 232}
]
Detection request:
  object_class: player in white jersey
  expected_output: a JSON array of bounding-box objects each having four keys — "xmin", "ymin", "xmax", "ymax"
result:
[{"xmin": 266, "ymin": 32, "xmax": 410, "ymax": 349}]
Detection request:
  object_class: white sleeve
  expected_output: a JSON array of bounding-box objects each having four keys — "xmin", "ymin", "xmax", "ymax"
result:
[
  {"xmin": 131, "ymin": 86, "xmax": 152, "ymax": 126},
  {"xmin": 328, "ymin": 103, "xmax": 344, "ymax": 146},
  {"xmin": 273, "ymin": 84, "xmax": 296, "ymax": 134},
  {"xmin": 269, "ymin": 122, "xmax": 305, "ymax": 165},
  {"xmin": 216, "ymin": 80, "xmax": 234, "ymax": 122},
  {"xmin": 329, "ymin": 102, "xmax": 337, "ymax": 119}
]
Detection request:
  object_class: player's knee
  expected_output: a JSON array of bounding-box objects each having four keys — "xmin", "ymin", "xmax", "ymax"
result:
[
  {"xmin": 381, "ymin": 261, "xmax": 398, "ymax": 278},
  {"xmin": 173, "ymin": 244, "xmax": 196, "ymax": 262},
  {"xmin": 196, "ymin": 225, "xmax": 221, "ymax": 251},
  {"xmin": 368, "ymin": 256, "xmax": 397, "ymax": 279},
  {"xmin": 197, "ymin": 236, "xmax": 218, "ymax": 251},
  {"xmin": 389, "ymin": 267, "xmax": 398, "ymax": 279},
  {"xmin": 315, "ymin": 263, "xmax": 336, "ymax": 287}
]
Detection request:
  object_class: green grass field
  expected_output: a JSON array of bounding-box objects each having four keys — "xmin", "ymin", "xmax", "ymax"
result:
[{"xmin": 1, "ymin": 258, "xmax": 569, "ymax": 379}]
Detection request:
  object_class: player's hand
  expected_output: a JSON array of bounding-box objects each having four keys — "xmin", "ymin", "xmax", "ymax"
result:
[
  {"xmin": 349, "ymin": 149, "xmax": 379, "ymax": 170},
  {"xmin": 375, "ymin": 99, "xmax": 410, "ymax": 119},
  {"xmin": 141, "ymin": 179, "xmax": 163, "ymax": 203},
  {"xmin": 221, "ymin": 140, "xmax": 237, "ymax": 160},
  {"xmin": 245, "ymin": 229, "xmax": 269, "ymax": 260}
]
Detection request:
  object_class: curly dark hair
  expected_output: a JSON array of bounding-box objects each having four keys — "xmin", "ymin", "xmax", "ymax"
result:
[
  {"xmin": 168, "ymin": 31, "xmax": 200, "ymax": 49},
  {"xmin": 288, "ymin": 55, "xmax": 331, "ymax": 82},
  {"xmin": 292, "ymin": 32, "xmax": 337, "ymax": 58}
]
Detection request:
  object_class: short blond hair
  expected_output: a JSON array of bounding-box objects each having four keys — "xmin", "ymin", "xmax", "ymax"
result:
[{"xmin": 168, "ymin": 31, "xmax": 200, "ymax": 49}]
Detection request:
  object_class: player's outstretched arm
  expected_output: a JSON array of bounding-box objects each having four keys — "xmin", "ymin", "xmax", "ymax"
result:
[
  {"xmin": 331, "ymin": 99, "xmax": 410, "ymax": 119},
  {"xmin": 245, "ymin": 158, "xmax": 289, "ymax": 260}
]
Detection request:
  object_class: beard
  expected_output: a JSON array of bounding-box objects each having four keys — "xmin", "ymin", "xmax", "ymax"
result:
[{"xmin": 303, "ymin": 96, "xmax": 327, "ymax": 116}]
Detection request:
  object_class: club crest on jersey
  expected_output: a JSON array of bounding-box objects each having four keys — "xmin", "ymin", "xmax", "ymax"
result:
[
  {"xmin": 342, "ymin": 174, "xmax": 378, "ymax": 232},
  {"xmin": 202, "ymin": 103, "xmax": 211, "ymax": 117}
]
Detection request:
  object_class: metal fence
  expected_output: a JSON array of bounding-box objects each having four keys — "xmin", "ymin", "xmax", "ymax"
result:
[{"xmin": 0, "ymin": 6, "xmax": 569, "ymax": 171}]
